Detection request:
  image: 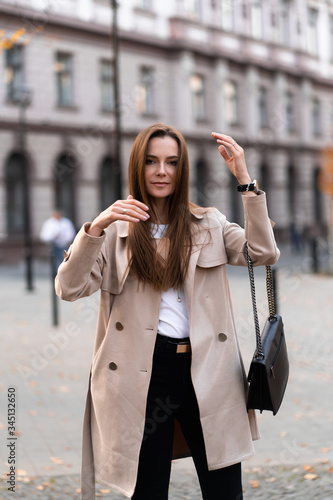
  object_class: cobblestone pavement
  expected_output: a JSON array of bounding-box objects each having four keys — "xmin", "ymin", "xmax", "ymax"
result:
[
  {"xmin": 1, "ymin": 244, "xmax": 333, "ymax": 499},
  {"xmin": 1, "ymin": 463, "xmax": 333, "ymax": 499}
]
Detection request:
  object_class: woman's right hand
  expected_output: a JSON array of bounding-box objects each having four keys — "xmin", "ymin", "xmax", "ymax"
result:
[{"xmin": 87, "ymin": 195, "xmax": 150, "ymax": 236}]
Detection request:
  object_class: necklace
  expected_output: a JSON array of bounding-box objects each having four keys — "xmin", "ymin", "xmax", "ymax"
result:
[{"xmin": 177, "ymin": 289, "xmax": 182, "ymax": 303}]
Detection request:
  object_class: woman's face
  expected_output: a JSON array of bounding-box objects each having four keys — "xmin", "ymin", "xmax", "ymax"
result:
[{"xmin": 144, "ymin": 135, "xmax": 179, "ymax": 202}]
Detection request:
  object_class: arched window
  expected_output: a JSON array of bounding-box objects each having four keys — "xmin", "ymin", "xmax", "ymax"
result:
[
  {"xmin": 259, "ymin": 162, "xmax": 269, "ymax": 192},
  {"xmin": 195, "ymin": 159, "xmax": 209, "ymax": 206},
  {"xmin": 53, "ymin": 153, "xmax": 77, "ymax": 225},
  {"xmin": 287, "ymin": 164, "xmax": 296, "ymax": 214},
  {"xmin": 313, "ymin": 166, "xmax": 325, "ymax": 224},
  {"xmin": 99, "ymin": 156, "xmax": 120, "ymax": 210},
  {"xmin": 229, "ymin": 172, "xmax": 242, "ymax": 225},
  {"xmin": 5, "ymin": 152, "xmax": 28, "ymax": 234}
]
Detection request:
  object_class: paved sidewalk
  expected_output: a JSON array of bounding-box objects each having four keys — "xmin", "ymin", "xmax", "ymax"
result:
[{"xmin": 1, "ymin": 244, "xmax": 333, "ymax": 498}]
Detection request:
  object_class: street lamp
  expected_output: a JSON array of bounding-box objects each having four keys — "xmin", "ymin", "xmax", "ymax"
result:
[
  {"xmin": 110, "ymin": 0, "xmax": 122, "ymax": 198},
  {"xmin": 13, "ymin": 85, "xmax": 34, "ymax": 291}
]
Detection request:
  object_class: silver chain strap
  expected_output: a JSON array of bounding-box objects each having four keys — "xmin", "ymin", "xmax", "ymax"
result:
[{"xmin": 245, "ymin": 243, "xmax": 277, "ymax": 360}]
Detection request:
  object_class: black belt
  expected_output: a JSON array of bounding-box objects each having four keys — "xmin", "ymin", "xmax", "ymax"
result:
[{"xmin": 156, "ymin": 333, "xmax": 191, "ymax": 354}]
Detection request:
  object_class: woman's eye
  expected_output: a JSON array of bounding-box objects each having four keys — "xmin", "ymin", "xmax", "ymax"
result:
[
  {"xmin": 169, "ymin": 161, "xmax": 177, "ymax": 166},
  {"xmin": 146, "ymin": 159, "xmax": 154, "ymax": 165}
]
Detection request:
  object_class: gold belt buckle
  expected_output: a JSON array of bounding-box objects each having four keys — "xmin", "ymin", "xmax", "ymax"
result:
[{"xmin": 176, "ymin": 343, "xmax": 191, "ymax": 354}]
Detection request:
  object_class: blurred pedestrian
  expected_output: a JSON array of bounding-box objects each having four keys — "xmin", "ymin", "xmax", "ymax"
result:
[
  {"xmin": 55, "ymin": 123, "xmax": 279, "ymax": 500},
  {"xmin": 40, "ymin": 210, "xmax": 76, "ymax": 271}
]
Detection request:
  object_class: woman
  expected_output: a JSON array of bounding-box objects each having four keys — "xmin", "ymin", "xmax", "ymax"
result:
[{"xmin": 55, "ymin": 123, "xmax": 279, "ymax": 500}]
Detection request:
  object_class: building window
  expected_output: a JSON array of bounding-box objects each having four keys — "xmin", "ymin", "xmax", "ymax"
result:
[
  {"xmin": 312, "ymin": 98, "xmax": 321, "ymax": 136},
  {"xmin": 251, "ymin": 1, "xmax": 263, "ymax": 40},
  {"xmin": 53, "ymin": 153, "xmax": 77, "ymax": 224},
  {"xmin": 136, "ymin": 66, "xmax": 155, "ymax": 115},
  {"xmin": 285, "ymin": 92, "xmax": 295, "ymax": 132},
  {"xmin": 223, "ymin": 80, "xmax": 238, "ymax": 125},
  {"xmin": 100, "ymin": 157, "xmax": 120, "ymax": 210},
  {"xmin": 189, "ymin": 73, "xmax": 205, "ymax": 121},
  {"xmin": 221, "ymin": 0, "xmax": 233, "ymax": 31},
  {"xmin": 195, "ymin": 159, "xmax": 209, "ymax": 205},
  {"xmin": 5, "ymin": 153, "xmax": 28, "ymax": 234},
  {"xmin": 100, "ymin": 60, "xmax": 114, "ymax": 111},
  {"xmin": 279, "ymin": 0, "xmax": 290, "ymax": 46},
  {"xmin": 184, "ymin": 0, "xmax": 201, "ymax": 21},
  {"xmin": 258, "ymin": 86, "xmax": 268, "ymax": 128},
  {"xmin": 5, "ymin": 45, "xmax": 24, "ymax": 101},
  {"xmin": 307, "ymin": 8, "xmax": 318, "ymax": 56},
  {"xmin": 55, "ymin": 53, "xmax": 74, "ymax": 107}
]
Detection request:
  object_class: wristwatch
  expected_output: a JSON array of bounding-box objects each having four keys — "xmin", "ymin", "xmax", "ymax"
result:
[{"xmin": 237, "ymin": 179, "xmax": 259, "ymax": 193}]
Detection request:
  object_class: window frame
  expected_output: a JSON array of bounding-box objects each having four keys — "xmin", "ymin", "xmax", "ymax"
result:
[
  {"xmin": 5, "ymin": 44, "xmax": 25, "ymax": 102},
  {"xmin": 55, "ymin": 52, "xmax": 74, "ymax": 108},
  {"xmin": 100, "ymin": 59, "xmax": 114, "ymax": 112},
  {"xmin": 223, "ymin": 79, "xmax": 238, "ymax": 126},
  {"xmin": 189, "ymin": 73, "xmax": 206, "ymax": 122}
]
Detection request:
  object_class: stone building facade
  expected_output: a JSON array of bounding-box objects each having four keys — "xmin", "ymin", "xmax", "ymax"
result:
[{"xmin": 1, "ymin": 0, "xmax": 333, "ymax": 261}]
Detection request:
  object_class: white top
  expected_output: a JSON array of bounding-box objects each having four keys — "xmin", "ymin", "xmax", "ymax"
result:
[
  {"xmin": 151, "ymin": 224, "xmax": 190, "ymax": 339},
  {"xmin": 40, "ymin": 217, "xmax": 76, "ymax": 249}
]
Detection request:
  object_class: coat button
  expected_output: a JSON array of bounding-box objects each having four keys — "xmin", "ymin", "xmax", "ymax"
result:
[
  {"xmin": 115, "ymin": 322, "xmax": 124, "ymax": 331},
  {"xmin": 218, "ymin": 333, "xmax": 227, "ymax": 342},
  {"xmin": 109, "ymin": 362, "xmax": 117, "ymax": 371}
]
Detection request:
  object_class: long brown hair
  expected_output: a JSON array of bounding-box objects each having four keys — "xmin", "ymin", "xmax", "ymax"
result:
[{"xmin": 128, "ymin": 123, "xmax": 193, "ymax": 291}]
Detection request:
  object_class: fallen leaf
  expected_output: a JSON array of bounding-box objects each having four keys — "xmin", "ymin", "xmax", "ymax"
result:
[
  {"xmin": 70, "ymin": 374, "xmax": 80, "ymax": 380},
  {"xmin": 299, "ymin": 443, "xmax": 308, "ymax": 447},
  {"xmin": 50, "ymin": 457, "xmax": 64, "ymax": 465},
  {"xmin": 17, "ymin": 470, "xmax": 27, "ymax": 476},
  {"xmin": 280, "ymin": 431, "xmax": 288, "ymax": 437},
  {"xmin": 320, "ymin": 447, "xmax": 330, "ymax": 453},
  {"xmin": 303, "ymin": 465, "xmax": 314, "ymax": 472},
  {"xmin": 304, "ymin": 473, "xmax": 318, "ymax": 480},
  {"xmin": 76, "ymin": 489, "xmax": 81, "ymax": 493},
  {"xmin": 29, "ymin": 410, "xmax": 37, "ymax": 416},
  {"xmin": 100, "ymin": 490, "xmax": 111, "ymax": 494},
  {"xmin": 251, "ymin": 467, "xmax": 261, "ymax": 473},
  {"xmin": 328, "ymin": 467, "xmax": 333, "ymax": 473},
  {"xmin": 249, "ymin": 480, "xmax": 259, "ymax": 488},
  {"xmin": 42, "ymin": 482, "xmax": 50, "ymax": 487},
  {"xmin": 266, "ymin": 477, "xmax": 277, "ymax": 483},
  {"xmin": 36, "ymin": 485, "xmax": 44, "ymax": 490},
  {"xmin": 58, "ymin": 372, "xmax": 66, "ymax": 378},
  {"xmin": 59, "ymin": 386, "xmax": 70, "ymax": 393}
]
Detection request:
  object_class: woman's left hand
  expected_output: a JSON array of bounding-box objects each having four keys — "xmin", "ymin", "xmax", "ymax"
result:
[{"xmin": 211, "ymin": 132, "xmax": 252, "ymax": 185}]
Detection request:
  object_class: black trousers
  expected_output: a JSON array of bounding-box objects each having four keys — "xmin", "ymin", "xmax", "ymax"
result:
[{"xmin": 132, "ymin": 334, "xmax": 243, "ymax": 500}]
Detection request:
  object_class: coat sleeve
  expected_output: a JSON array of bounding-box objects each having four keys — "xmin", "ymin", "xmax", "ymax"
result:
[
  {"xmin": 218, "ymin": 191, "xmax": 280, "ymax": 266},
  {"xmin": 55, "ymin": 223, "xmax": 107, "ymax": 301}
]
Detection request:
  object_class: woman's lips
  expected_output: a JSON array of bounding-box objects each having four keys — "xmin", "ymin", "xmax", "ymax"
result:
[{"xmin": 152, "ymin": 182, "xmax": 169, "ymax": 186}]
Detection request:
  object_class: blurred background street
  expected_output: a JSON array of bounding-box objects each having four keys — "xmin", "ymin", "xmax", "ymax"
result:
[{"xmin": 1, "ymin": 0, "xmax": 333, "ymax": 498}]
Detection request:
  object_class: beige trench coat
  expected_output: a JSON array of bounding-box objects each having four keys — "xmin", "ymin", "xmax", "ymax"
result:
[{"xmin": 55, "ymin": 192, "xmax": 279, "ymax": 499}]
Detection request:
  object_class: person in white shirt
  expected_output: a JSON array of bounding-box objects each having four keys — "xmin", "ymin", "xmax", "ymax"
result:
[
  {"xmin": 55, "ymin": 123, "xmax": 279, "ymax": 500},
  {"xmin": 40, "ymin": 210, "xmax": 76, "ymax": 270}
]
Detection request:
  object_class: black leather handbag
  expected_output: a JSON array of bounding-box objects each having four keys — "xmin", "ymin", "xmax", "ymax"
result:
[{"xmin": 245, "ymin": 244, "xmax": 289, "ymax": 415}]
